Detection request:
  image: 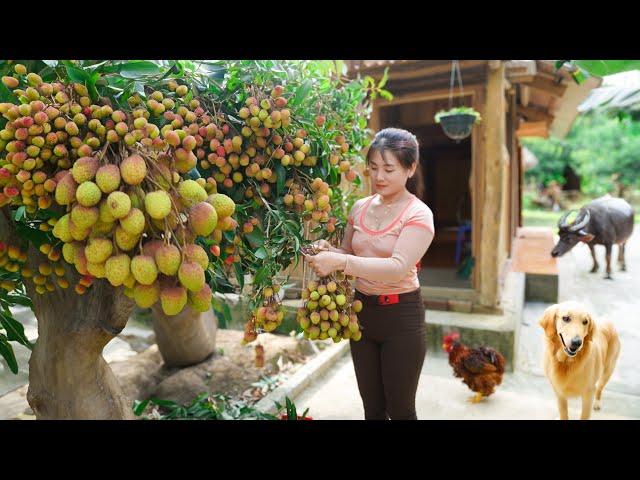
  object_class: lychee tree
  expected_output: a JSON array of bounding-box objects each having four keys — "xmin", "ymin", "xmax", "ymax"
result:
[{"xmin": 0, "ymin": 60, "xmax": 388, "ymax": 419}]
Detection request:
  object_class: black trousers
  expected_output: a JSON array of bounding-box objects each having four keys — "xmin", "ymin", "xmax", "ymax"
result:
[{"xmin": 350, "ymin": 288, "xmax": 427, "ymax": 420}]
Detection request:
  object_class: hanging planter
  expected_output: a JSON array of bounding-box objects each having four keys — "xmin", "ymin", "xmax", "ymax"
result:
[
  {"xmin": 435, "ymin": 107, "xmax": 482, "ymax": 141},
  {"xmin": 435, "ymin": 60, "xmax": 482, "ymax": 142}
]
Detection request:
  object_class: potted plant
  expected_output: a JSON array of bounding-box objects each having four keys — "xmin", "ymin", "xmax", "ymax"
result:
[{"xmin": 434, "ymin": 106, "xmax": 482, "ymax": 141}]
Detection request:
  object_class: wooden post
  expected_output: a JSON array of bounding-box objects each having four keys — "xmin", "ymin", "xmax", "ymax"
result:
[
  {"xmin": 471, "ymin": 87, "xmax": 485, "ymax": 293},
  {"xmin": 478, "ymin": 61, "xmax": 507, "ymax": 308},
  {"xmin": 508, "ymin": 90, "xmax": 519, "ymax": 254}
]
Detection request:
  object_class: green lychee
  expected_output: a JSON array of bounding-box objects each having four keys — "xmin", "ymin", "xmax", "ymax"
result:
[
  {"xmin": 120, "ymin": 207, "xmax": 145, "ymax": 235},
  {"xmin": 92, "ymin": 219, "xmax": 115, "ymax": 235},
  {"xmin": 154, "ymin": 244, "xmax": 181, "ymax": 276},
  {"xmin": 52, "ymin": 214, "xmax": 73, "ymax": 242},
  {"xmin": 178, "ymin": 261, "xmax": 205, "ymax": 292},
  {"xmin": 62, "ymin": 241, "xmax": 79, "ymax": 264},
  {"xmin": 71, "ymin": 156, "xmax": 99, "ymax": 184},
  {"xmin": 85, "ymin": 237, "xmax": 113, "ymax": 264},
  {"xmin": 144, "ymin": 190, "xmax": 172, "ymax": 219},
  {"xmin": 183, "ymin": 243, "xmax": 209, "ymax": 270},
  {"xmin": 188, "ymin": 284, "xmax": 212, "ymax": 313},
  {"xmin": 54, "ymin": 173, "xmax": 78, "ymax": 206},
  {"xmin": 76, "ymin": 181, "xmax": 102, "ymax": 207},
  {"xmin": 105, "ymin": 254, "xmax": 131, "ymax": 287},
  {"xmin": 134, "ymin": 282, "xmax": 160, "ymax": 308},
  {"xmin": 178, "ymin": 180, "xmax": 207, "ymax": 208},
  {"xmin": 160, "ymin": 286, "xmax": 187, "ymax": 316},
  {"xmin": 87, "ymin": 261, "xmax": 106, "ymax": 279},
  {"xmin": 115, "ymin": 225, "xmax": 139, "ymax": 251},
  {"xmin": 70, "ymin": 204, "xmax": 99, "ymax": 230},
  {"xmin": 68, "ymin": 218, "xmax": 90, "ymax": 241},
  {"xmin": 99, "ymin": 199, "xmax": 116, "ymax": 223},
  {"xmin": 130, "ymin": 255, "xmax": 158, "ymax": 285},
  {"xmin": 188, "ymin": 201, "xmax": 218, "ymax": 236},
  {"xmin": 120, "ymin": 154, "xmax": 147, "ymax": 185},
  {"xmin": 106, "ymin": 191, "xmax": 131, "ymax": 219},
  {"xmin": 95, "ymin": 164, "xmax": 121, "ymax": 193},
  {"xmin": 206, "ymin": 193, "xmax": 235, "ymax": 219}
]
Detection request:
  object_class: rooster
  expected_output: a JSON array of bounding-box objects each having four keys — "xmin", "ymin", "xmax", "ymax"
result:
[{"xmin": 442, "ymin": 332, "xmax": 506, "ymax": 403}]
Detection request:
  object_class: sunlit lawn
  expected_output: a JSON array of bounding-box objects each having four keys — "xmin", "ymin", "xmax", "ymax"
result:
[{"xmin": 523, "ymin": 209, "xmax": 640, "ymax": 228}]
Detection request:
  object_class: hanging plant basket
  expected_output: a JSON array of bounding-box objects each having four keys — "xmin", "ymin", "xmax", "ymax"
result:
[{"xmin": 435, "ymin": 108, "xmax": 482, "ymax": 141}]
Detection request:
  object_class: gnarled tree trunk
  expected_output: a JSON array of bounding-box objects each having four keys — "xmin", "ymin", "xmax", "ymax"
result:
[
  {"xmin": 151, "ymin": 305, "xmax": 217, "ymax": 368},
  {"xmin": 2, "ymin": 210, "xmax": 135, "ymax": 419}
]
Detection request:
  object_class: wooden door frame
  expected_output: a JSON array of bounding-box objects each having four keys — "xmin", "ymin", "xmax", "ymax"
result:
[{"xmin": 371, "ymin": 87, "xmax": 483, "ymax": 297}]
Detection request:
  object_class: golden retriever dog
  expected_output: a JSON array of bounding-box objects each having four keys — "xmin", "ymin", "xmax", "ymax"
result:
[{"xmin": 539, "ymin": 301, "xmax": 620, "ymax": 420}]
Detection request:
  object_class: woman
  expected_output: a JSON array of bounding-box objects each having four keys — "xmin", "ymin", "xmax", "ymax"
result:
[{"xmin": 304, "ymin": 127, "xmax": 435, "ymax": 420}]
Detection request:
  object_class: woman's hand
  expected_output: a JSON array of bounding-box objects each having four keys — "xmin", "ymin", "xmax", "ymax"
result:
[
  {"xmin": 304, "ymin": 251, "xmax": 347, "ymax": 278},
  {"xmin": 311, "ymin": 239, "xmax": 332, "ymax": 252}
]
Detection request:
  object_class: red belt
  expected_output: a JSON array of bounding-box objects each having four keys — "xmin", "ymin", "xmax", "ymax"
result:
[
  {"xmin": 377, "ymin": 294, "xmax": 399, "ymax": 305},
  {"xmin": 355, "ymin": 289, "xmax": 421, "ymax": 307}
]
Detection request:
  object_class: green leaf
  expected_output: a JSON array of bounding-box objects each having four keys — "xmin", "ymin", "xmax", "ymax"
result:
[
  {"xmin": 132, "ymin": 399, "xmax": 150, "ymax": 416},
  {"xmin": 379, "ymin": 67, "xmax": 389, "ymax": 89},
  {"xmin": 253, "ymin": 266, "xmax": 269, "ymax": 286},
  {"xmin": 285, "ymin": 396, "xmax": 297, "ymax": 420},
  {"xmin": 42, "ymin": 60, "xmax": 58, "ymax": 68},
  {"xmin": 14, "ymin": 223, "xmax": 48, "ymax": 248},
  {"xmin": 574, "ymin": 60, "xmax": 640, "ymax": 77},
  {"xmin": 291, "ymin": 81, "xmax": 312, "ymax": 107},
  {"xmin": 0, "ymin": 83, "xmax": 16, "ymax": 103},
  {"xmin": 0, "ymin": 312, "xmax": 32, "ymax": 349},
  {"xmin": 62, "ymin": 61, "xmax": 89, "ymax": 83},
  {"xmin": 244, "ymin": 229, "xmax": 264, "ymax": 249},
  {"xmin": 233, "ymin": 262, "xmax": 245, "ymax": 290},
  {"xmin": 87, "ymin": 72, "xmax": 100, "ymax": 101},
  {"xmin": 119, "ymin": 61, "xmax": 162, "ymax": 79},
  {"xmin": 133, "ymin": 81, "xmax": 146, "ymax": 98},
  {"xmin": 13, "ymin": 206, "xmax": 25, "ymax": 221},
  {"xmin": 329, "ymin": 165, "xmax": 338, "ymax": 186},
  {"xmin": 0, "ymin": 336, "xmax": 18, "ymax": 374},
  {"xmin": 379, "ymin": 89, "xmax": 394, "ymax": 101},
  {"xmin": 6, "ymin": 293, "xmax": 33, "ymax": 308},
  {"xmin": 254, "ymin": 247, "xmax": 268, "ymax": 259},
  {"xmin": 148, "ymin": 397, "xmax": 179, "ymax": 408}
]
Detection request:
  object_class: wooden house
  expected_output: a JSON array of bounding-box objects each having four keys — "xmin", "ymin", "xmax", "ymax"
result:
[{"xmin": 343, "ymin": 60, "xmax": 601, "ymax": 312}]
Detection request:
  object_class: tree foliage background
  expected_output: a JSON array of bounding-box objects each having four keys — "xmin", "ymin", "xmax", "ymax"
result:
[{"xmin": 522, "ymin": 110, "xmax": 640, "ymax": 196}]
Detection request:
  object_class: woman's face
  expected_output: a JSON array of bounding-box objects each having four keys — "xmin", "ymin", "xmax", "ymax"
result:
[{"xmin": 368, "ymin": 150, "xmax": 416, "ymax": 197}]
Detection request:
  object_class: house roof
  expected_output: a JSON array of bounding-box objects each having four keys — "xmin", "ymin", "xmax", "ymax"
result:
[
  {"xmin": 345, "ymin": 60, "xmax": 602, "ymax": 139},
  {"xmin": 578, "ymin": 84, "xmax": 640, "ymax": 113}
]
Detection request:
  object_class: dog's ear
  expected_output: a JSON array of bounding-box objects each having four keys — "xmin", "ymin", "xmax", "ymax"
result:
[
  {"xmin": 585, "ymin": 313, "xmax": 595, "ymax": 341},
  {"xmin": 539, "ymin": 304, "xmax": 559, "ymax": 338}
]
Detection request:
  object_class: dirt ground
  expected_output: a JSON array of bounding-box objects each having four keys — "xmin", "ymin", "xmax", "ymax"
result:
[{"xmin": 1, "ymin": 329, "xmax": 324, "ymax": 419}]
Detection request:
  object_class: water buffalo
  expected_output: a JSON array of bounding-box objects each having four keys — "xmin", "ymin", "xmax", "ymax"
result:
[{"xmin": 550, "ymin": 195, "xmax": 635, "ymax": 279}]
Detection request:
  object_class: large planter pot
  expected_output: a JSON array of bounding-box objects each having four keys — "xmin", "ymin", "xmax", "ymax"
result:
[
  {"xmin": 151, "ymin": 305, "xmax": 218, "ymax": 368},
  {"xmin": 438, "ymin": 113, "xmax": 477, "ymax": 141}
]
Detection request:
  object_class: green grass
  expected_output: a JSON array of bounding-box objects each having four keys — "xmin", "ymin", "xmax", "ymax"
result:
[
  {"xmin": 523, "ymin": 209, "xmax": 640, "ymax": 229},
  {"xmin": 522, "ymin": 209, "xmax": 562, "ymax": 228}
]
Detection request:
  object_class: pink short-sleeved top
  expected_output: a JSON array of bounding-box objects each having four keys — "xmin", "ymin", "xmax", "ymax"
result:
[{"xmin": 347, "ymin": 193, "xmax": 435, "ymax": 295}]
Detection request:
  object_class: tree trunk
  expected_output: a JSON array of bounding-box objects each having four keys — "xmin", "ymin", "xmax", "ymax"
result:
[
  {"xmin": 151, "ymin": 305, "xmax": 217, "ymax": 368},
  {"xmin": 1, "ymin": 210, "xmax": 135, "ymax": 419}
]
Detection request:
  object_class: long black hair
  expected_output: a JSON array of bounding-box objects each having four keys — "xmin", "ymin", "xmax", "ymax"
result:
[{"xmin": 366, "ymin": 127, "xmax": 425, "ymax": 199}]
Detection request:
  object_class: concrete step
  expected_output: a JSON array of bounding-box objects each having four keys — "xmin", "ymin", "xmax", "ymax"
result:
[{"xmin": 425, "ymin": 309, "xmax": 516, "ymax": 370}]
